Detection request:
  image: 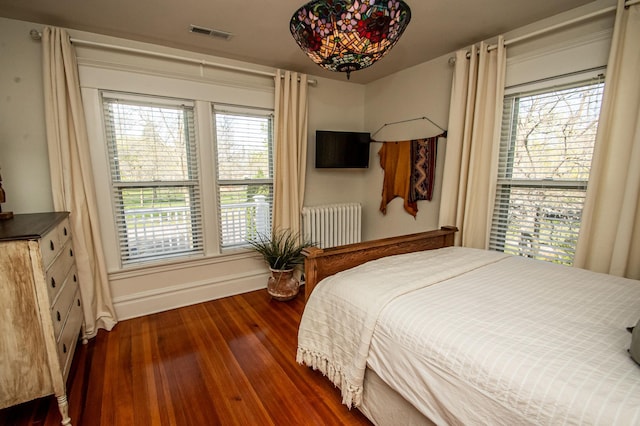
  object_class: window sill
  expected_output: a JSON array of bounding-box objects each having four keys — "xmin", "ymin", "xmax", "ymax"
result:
[{"xmin": 108, "ymin": 248, "xmax": 261, "ymax": 280}]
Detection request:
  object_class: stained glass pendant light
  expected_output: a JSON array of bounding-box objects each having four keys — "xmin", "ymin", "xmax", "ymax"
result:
[{"xmin": 290, "ymin": 0, "xmax": 411, "ymax": 79}]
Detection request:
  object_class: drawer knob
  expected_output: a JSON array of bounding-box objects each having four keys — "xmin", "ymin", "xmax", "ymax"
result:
[
  {"xmin": 57, "ymin": 311, "xmax": 61, "ymax": 322},
  {"xmin": 63, "ymin": 227, "xmax": 68, "ymax": 236},
  {"xmin": 73, "ymin": 274, "xmax": 77, "ymax": 282},
  {"xmin": 50, "ymin": 240, "xmax": 55, "ymax": 251},
  {"xmin": 69, "ymin": 248, "xmax": 74, "ymax": 257},
  {"xmin": 51, "ymin": 277, "xmax": 56, "ymax": 288},
  {"xmin": 63, "ymin": 344, "xmax": 67, "ymax": 354},
  {"xmin": 77, "ymin": 298, "xmax": 81, "ymax": 307}
]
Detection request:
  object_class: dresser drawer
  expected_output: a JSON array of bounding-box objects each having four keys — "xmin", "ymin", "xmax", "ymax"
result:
[
  {"xmin": 57, "ymin": 289, "xmax": 83, "ymax": 380},
  {"xmin": 57, "ymin": 217, "xmax": 71, "ymax": 251},
  {"xmin": 50, "ymin": 265, "xmax": 79, "ymax": 341},
  {"xmin": 39, "ymin": 216, "xmax": 71, "ymax": 269},
  {"xmin": 40, "ymin": 225, "xmax": 60, "ymax": 269},
  {"xmin": 45, "ymin": 240, "xmax": 75, "ymax": 305}
]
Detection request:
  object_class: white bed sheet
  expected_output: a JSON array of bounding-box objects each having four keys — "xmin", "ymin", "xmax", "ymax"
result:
[{"xmin": 367, "ymin": 252, "xmax": 640, "ymax": 425}]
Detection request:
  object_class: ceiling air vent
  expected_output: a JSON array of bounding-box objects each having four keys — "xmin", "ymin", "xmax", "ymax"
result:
[{"xmin": 189, "ymin": 25, "xmax": 233, "ymax": 41}]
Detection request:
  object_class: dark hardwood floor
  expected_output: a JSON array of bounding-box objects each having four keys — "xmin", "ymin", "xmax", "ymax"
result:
[{"xmin": 1, "ymin": 288, "xmax": 372, "ymax": 425}]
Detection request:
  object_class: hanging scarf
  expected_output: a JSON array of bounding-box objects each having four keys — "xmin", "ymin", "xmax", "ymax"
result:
[
  {"xmin": 410, "ymin": 136, "xmax": 438, "ymax": 202},
  {"xmin": 378, "ymin": 137, "xmax": 438, "ymax": 217}
]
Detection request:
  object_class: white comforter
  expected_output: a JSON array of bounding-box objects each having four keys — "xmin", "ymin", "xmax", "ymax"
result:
[
  {"xmin": 297, "ymin": 247, "xmax": 508, "ymax": 406},
  {"xmin": 297, "ymin": 247, "xmax": 640, "ymax": 425}
]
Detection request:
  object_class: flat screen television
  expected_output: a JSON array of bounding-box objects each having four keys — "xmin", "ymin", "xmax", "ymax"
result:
[{"xmin": 315, "ymin": 130, "xmax": 370, "ymax": 168}]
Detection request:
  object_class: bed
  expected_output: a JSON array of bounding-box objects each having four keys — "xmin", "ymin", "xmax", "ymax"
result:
[{"xmin": 297, "ymin": 227, "xmax": 640, "ymax": 425}]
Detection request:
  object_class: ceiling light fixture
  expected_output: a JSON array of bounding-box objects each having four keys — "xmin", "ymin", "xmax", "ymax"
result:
[{"xmin": 290, "ymin": 0, "xmax": 411, "ymax": 80}]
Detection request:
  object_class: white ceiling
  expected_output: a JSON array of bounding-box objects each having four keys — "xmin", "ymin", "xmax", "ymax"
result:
[{"xmin": 0, "ymin": 0, "xmax": 596, "ymax": 84}]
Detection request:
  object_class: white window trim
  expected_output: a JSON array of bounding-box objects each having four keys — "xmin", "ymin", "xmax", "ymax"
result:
[
  {"xmin": 489, "ymin": 73, "xmax": 605, "ymax": 265},
  {"xmin": 213, "ymin": 105, "xmax": 275, "ymax": 250},
  {"xmin": 80, "ymin": 64, "xmax": 274, "ymax": 273},
  {"xmin": 504, "ymin": 67, "xmax": 606, "ymax": 96},
  {"xmin": 102, "ymin": 93, "xmax": 203, "ymax": 264}
]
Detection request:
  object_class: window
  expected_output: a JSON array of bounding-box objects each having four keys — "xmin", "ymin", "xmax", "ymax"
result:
[
  {"xmin": 214, "ymin": 107, "xmax": 274, "ymax": 249},
  {"xmin": 103, "ymin": 94, "xmax": 203, "ymax": 264},
  {"xmin": 489, "ymin": 77, "xmax": 605, "ymax": 265}
]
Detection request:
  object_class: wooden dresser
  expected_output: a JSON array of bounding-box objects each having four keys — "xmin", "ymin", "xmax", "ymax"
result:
[{"xmin": 0, "ymin": 212, "xmax": 84, "ymax": 426}]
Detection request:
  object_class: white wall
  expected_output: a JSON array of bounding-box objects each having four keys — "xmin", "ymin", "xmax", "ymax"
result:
[
  {"xmin": 503, "ymin": 0, "xmax": 614, "ymax": 88},
  {"xmin": 0, "ymin": 0, "xmax": 615, "ymax": 318},
  {"xmin": 0, "ymin": 18, "xmax": 53, "ymax": 213},
  {"xmin": 360, "ymin": 0, "xmax": 615, "ymax": 241},
  {"xmin": 304, "ymin": 77, "xmax": 367, "ymax": 207},
  {"xmin": 0, "ymin": 17, "xmax": 365, "ymax": 320},
  {"xmin": 362, "ymin": 55, "xmax": 453, "ymax": 241}
]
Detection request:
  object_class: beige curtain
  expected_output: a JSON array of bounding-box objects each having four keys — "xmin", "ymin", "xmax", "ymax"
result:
[
  {"xmin": 273, "ymin": 70, "xmax": 309, "ymax": 235},
  {"xmin": 574, "ymin": 1, "xmax": 640, "ymax": 279},
  {"xmin": 438, "ymin": 38, "xmax": 506, "ymax": 248},
  {"xmin": 42, "ymin": 27, "xmax": 117, "ymax": 337}
]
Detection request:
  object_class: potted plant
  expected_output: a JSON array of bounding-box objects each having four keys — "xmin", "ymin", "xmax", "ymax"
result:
[{"xmin": 248, "ymin": 228, "xmax": 313, "ymax": 301}]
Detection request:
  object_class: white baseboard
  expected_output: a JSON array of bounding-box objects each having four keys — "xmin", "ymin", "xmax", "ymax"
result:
[{"xmin": 112, "ymin": 271, "xmax": 268, "ymax": 320}]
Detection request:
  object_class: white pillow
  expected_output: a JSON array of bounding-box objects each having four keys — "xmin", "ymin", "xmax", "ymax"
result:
[{"xmin": 630, "ymin": 319, "xmax": 640, "ymax": 366}]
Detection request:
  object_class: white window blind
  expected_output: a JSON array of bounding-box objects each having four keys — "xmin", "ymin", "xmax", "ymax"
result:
[
  {"xmin": 214, "ymin": 107, "xmax": 274, "ymax": 248},
  {"xmin": 489, "ymin": 78, "xmax": 605, "ymax": 265},
  {"xmin": 103, "ymin": 94, "xmax": 203, "ymax": 264}
]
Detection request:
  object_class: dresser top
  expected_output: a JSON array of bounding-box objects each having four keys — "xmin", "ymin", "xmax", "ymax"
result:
[{"xmin": 0, "ymin": 212, "xmax": 69, "ymax": 241}]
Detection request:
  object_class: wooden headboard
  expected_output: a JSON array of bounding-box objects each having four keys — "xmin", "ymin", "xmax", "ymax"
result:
[{"xmin": 302, "ymin": 226, "xmax": 458, "ymax": 300}]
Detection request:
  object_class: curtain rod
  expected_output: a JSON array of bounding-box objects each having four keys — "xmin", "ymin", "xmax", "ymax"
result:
[
  {"xmin": 371, "ymin": 116, "xmax": 447, "ymax": 140},
  {"xmin": 29, "ymin": 30, "xmax": 317, "ymax": 86},
  {"xmin": 496, "ymin": 5, "xmax": 617, "ymax": 51},
  {"xmin": 450, "ymin": 3, "xmax": 621, "ymax": 62}
]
